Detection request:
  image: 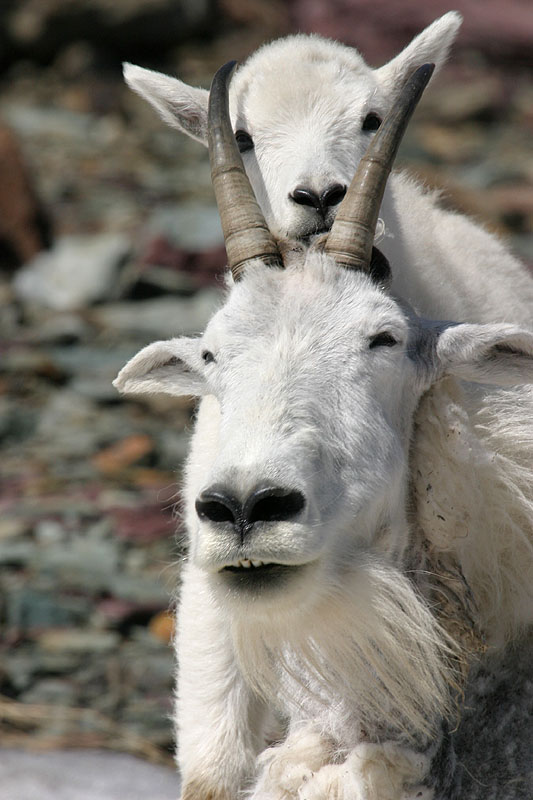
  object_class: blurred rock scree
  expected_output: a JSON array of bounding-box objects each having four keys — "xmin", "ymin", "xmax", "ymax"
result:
[{"xmin": 0, "ymin": 0, "xmax": 532, "ymax": 763}]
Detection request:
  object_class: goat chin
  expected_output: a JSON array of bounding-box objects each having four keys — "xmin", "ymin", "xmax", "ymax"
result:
[{"xmin": 230, "ymin": 555, "xmax": 459, "ymax": 744}]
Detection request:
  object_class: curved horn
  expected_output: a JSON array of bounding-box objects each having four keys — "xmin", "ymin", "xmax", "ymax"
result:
[
  {"xmin": 208, "ymin": 61, "xmax": 281, "ymax": 281},
  {"xmin": 325, "ymin": 63, "xmax": 435, "ymax": 271}
]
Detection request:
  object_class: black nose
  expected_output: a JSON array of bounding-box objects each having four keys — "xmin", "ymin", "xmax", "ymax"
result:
[
  {"xmin": 290, "ymin": 183, "xmax": 346, "ymax": 218},
  {"xmin": 196, "ymin": 484, "xmax": 305, "ymax": 541}
]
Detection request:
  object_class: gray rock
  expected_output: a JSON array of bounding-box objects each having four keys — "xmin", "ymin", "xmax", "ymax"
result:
[
  {"xmin": 4, "ymin": 586, "xmax": 89, "ymax": 633},
  {"xmin": 39, "ymin": 630, "xmax": 120, "ymax": 654},
  {"xmin": 0, "ymin": 749, "xmax": 180, "ymax": 800},
  {"xmin": 143, "ymin": 202, "xmax": 223, "ymax": 251},
  {"xmin": 20, "ymin": 677, "xmax": 77, "ymax": 707},
  {"xmin": 91, "ymin": 290, "xmax": 220, "ymax": 338},
  {"xmin": 13, "ymin": 233, "xmax": 131, "ymax": 310},
  {"xmin": 30, "ymin": 536, "xmax": 122, "ymax": 593},
  {"xmin": 0, "ymin": 541, "xmax": 35, "ymax": 566},
  {"xmin": 112, "ymin": 574, "xmax": 170, "ymax": 606}
]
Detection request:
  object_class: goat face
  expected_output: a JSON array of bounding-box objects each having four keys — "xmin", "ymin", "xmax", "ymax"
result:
[
  {"xmin": 114, "ymin": 254, "xmax": 533, "ymax": 612},
  {"xmin": 123, "ymin": 13, "xmax": 462, "ymax": 240}
]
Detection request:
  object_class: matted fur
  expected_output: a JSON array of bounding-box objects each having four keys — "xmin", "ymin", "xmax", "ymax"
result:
[{"xmin": 413, "ymin": 378, "xmax": 533, "ymax": 647}]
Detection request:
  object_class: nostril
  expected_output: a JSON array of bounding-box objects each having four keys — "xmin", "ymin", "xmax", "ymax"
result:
[
  {"xmin": 245, "ymin": 487, "xmax": 306, "ymax": 525},
  {"xmin": 290, "ymin": 187, "xmax": 322, "ymax": 211},
  {"xmin": 195, "ymin": 489, "xmax": 241, "ymax": 525},
  {"xmin": 321, "ymin": 183, "xmax": 346, "ymax": 208}
]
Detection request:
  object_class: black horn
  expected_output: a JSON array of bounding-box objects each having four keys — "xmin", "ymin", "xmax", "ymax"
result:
[{"xmin": 325, "ymin": 63, "xmax": 435, "ymax": 272}]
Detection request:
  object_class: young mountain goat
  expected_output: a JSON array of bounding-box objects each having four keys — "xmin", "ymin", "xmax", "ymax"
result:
[
  {"xmin": 124, "ymin": 11, "xmax": 533, "ymax": 327},
  {"xmin": 115, "ymin": 64, "xmax": 533, "ymax": 799}
]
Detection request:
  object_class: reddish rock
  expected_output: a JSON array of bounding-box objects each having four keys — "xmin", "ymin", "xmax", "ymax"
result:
[
  {"xmin": 286, "ymin": 0, "xmax": 533, "ymax": 66},
  {"xmin": 0, "ymin": 124, "xmax": 51, "ymax": 269},
  {"xmin": 141, "ymin": 236, "xmax": 227, "ymax": 288},
  {"xmin": 92, "ymin": 435, "xmax": 155, "ymax": 476},
  {"xmin": 148, "ymin": 609, "xmax": 175, "ymax": 644},
  {"xmin": 110, "ymin": 505, "xmax": 176, "ymax": 543}
]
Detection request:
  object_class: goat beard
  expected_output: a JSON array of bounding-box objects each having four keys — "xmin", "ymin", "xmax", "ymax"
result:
[{"xmin": 230, "ymin": 557, "xmax": 461, "ymax": 744}]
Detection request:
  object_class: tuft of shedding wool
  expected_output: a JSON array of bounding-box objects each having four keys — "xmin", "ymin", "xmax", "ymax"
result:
[
  {"xmin": 231, "ymin": 558, "xmax": 459, "ymax": 743},
  {"xmin": 413, "ymin": 379, "xmax": 533, "ymax": 646}
]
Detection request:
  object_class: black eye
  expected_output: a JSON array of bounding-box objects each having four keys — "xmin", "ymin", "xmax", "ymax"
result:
[
  {"xmin": 362, "ymin": 112, "xmax": 382, "ymax": 132},
  {"xmin": 369, "ymin": 332, "xmax": 398, "ymax": 349},
  {"xmin": 235, "ymin": 130, "xmax": 254, "ymax": 153},
  {"xmin": 202, "ymin": 350, "xmax": 215, "ymax": 364}
]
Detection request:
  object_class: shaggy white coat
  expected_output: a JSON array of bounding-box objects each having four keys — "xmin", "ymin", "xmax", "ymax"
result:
[
  {"xmin": 123, "ymin": 12, "xmax": 533, "ymax": 327},
  {"xmin": 115, "ymin": 254, "xmax": 533, "ymax": 799}
]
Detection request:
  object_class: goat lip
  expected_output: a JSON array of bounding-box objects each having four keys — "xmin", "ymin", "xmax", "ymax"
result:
[
  {"xmin": 219, "ymin": 561, "xmax": 306, "ymax": 592},
  {"xmin": 221, "ymin": 559, "xmax": 274, "ymax": 572}
]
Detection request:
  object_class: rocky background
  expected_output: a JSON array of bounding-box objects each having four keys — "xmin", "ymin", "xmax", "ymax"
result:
[{"xmin": 1, "ymin": 0, "xmax": 532, "ymax": 766}]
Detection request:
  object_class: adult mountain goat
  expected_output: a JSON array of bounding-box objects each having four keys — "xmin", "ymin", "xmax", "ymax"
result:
[
  {"xmin": 115, "ymin": 63, "xmax": 533, "ymax": 799},
  {"xmin": 124, "ymin": 11, "xmax": 533, "ymax": 327}
]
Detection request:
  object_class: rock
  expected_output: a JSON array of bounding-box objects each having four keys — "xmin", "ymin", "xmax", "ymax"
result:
[
  {"xmin": 2, "ymin": 0, "xmax": 214, "ymax": 66},
  {"xmin": 148, "ymin": 610, "xmax": 175, "ymax": 644},
  {"xmin": 4, "ymin": 586, "xmax": 89, "ymax": 634},
  {"xmin": 0, "ymin": 401, "xmax": 39, "ymax": 445},
  {"xmin": 111, "ymin": 574, "xmax": 170, "ymax": 606},
  {"xmin": 0, "ymin": 749, "xmax": 180, "ymax": 800},
  {"xmin": 20, "ymin": 677, "xmax": 77, "ymax": 707},
  {"xmin": 13, "ymin": 233, "xmax": 131, "ymax": 310},
  {"xmin": 34, "ymin": 520, "xmax": 66, "ymax": 544},
  {"xmin": 286, "ymin": 0, "xmax": 533, "ymax": 66},
  {"xmin": 0, "ymin": 123, "xmax": 52, "ymax": 269},
  {"xmin": 90, "ymin": 291, "xmax": 220, "ymax": 338},
  {"xmin": 0, "ymin": 517, "xmax": 31, "ymax": 540},
  {"xmin": 142, "ymin": 203, "xmax": 223, "ymax": 251},
  {"xmin": 414, "ymin": 122, "xmax": 487, "ymax": 164},
  {"xmin": 92, "ymin": 434, "xmax": 155, "ymax": 475},
  {"xmin": 0, "ymin": 540, "xmax": 35, "ymax": 567},
  {"xmin": 23, "ymin": 312, "xmax": 92, "ymax": 345},
  {"xmin": 30, "ymin": 536, "xmax": 122, "ymax": 594},
  {"xmin": 39, "ymin": 630, "xmax": 120, "ymax": 655},
  {"xmin": 512, "ymin": 234, "xmax": 533, "ymax": 268},
  {"xmin": 156, "ymin": 430, "xmax": 190, "ymax": 471},
  {"xmin": 133, "ymin": 243, "xmax": 228, "ymax": 293},
  {"xmin": 110, "ymin": 505, "xmax": 175, "ymax": 544},
  {"xmin": 420, "ymin": 77, "xmax": 504, "ymax": 124}
]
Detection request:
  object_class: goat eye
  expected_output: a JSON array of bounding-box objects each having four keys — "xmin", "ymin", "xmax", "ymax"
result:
[
  {"xmin": 235, "ymin": 130, "xmax": 254, "ymax": 153},
  {"xmin": 202, "ymin": 350, "xmax": 216, "ymax": 364},
  {"xmin": 369, "ymin": 332, "xmax": 398, "ymax": 349},
  {"xmin": 362, "ymin": 112, "xmax": 382, "ymax": 132}
]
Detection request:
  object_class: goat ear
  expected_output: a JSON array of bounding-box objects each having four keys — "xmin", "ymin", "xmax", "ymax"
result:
[
  {"xmin": 436, "ymin": 323, "xmax": 533, "ymax": 386},
  {"xmin": 113, "ymin": 338, "xmax": 207, "ymax": 397},
  {"xmin": 123, "ymin": 63, "xmax": 209, "ymax": 145},
  {"xmin": 376, "ymin": 12, "xmax": 462, "ymax": 97}
]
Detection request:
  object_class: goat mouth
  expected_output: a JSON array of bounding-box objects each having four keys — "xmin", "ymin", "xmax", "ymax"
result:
[
  {"xmin": 222, "ymin": 558, "xmax": 274, "ymax": 571},
  {"xmin": 219, "ymin": 560, "xmax": 303, "ymax": 591}
]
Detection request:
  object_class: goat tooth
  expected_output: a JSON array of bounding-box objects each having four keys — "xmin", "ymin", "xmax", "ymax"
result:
[
  {"xmin": 250, "ymin": 559, "xmax": 264, "ymax": 567},
  {"xmin": 241, "ymin": 559, "xmax": 252, "ymax": 568}
]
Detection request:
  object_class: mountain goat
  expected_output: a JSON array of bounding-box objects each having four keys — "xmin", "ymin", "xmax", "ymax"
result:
[
  {"xmin": 124, "ymin": 11, "xmax": 533, "ymax": 327},
  {"xmin": 115, "ymin": 63, "xmax": 533, "ymax": 799}
]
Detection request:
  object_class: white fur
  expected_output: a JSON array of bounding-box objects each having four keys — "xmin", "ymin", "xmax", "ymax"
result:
[
  {"xmin": 123, "ymin": 12, "xmax": 533, "ymax": 327},
  {"xmin": 114, "ymin": 252, "xmax": 533, "ymax": 799},
  {"xmin": 118, "ymin": 13, "xmax": 533, "ymax": 797}
]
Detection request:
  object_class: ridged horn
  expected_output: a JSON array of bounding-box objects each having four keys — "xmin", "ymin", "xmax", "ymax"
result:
[
  {"xmin": 208, "ymin": 60, "xmax": 281, "ymax": 281},
  {"xmin": 325, "ymin": 63, "xmax": 435, "ymax": 271}
]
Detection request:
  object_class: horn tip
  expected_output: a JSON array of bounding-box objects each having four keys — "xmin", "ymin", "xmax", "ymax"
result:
[
  {"xmin": 211, "ymin": 60, "xmax": 239, "ymax": 90},
  {"xmin": 416, "ymin": 62, "xmax": 436, "ymax": 84}
]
